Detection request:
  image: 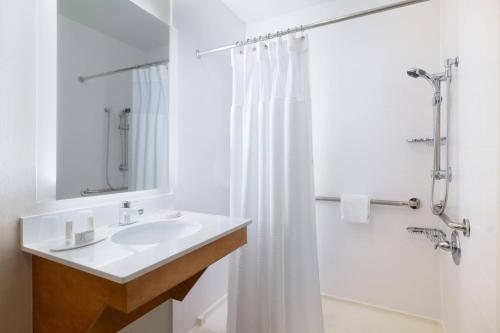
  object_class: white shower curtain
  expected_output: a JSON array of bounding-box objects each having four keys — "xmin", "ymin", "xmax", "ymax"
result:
[
  {"xmin": 227, "ymin": 35, "xmax": 324, "ymax": 333},
  {"xmin": 129, "ymin": 65, "xmax": 169, "ymax": 191}
]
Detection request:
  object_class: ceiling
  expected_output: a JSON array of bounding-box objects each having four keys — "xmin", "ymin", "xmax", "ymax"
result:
[
  {"xmin": 221, "ymin": 0, "xmax": 336, "ymax": 22},
  {"xmin": 59, "ymin": 0, "xmax": 169, "ymax": 50}
]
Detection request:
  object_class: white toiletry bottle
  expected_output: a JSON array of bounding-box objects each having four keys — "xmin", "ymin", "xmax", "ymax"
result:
[
  {"xmin": 123, "ymin": 211, "xmax": 131, "ymax": 225},
  {"xmin": 119, "ymin": 201, "xmax": 139, "ymax": 225},
  {"xmin": 65, "ymin": 220, "xmax": 73, "ymax": 244},
  {"xmin": 87, "ymin": 214, "xmax": 95, "ymax": 231}
]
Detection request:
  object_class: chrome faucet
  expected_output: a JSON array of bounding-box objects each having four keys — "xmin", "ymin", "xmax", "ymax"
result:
[{"xmin": 119, "ymin": 201, "xmax": 144, "ymax": 226}]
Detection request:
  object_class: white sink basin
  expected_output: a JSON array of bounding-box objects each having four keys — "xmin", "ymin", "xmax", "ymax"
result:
[{"xmin": 111, "ymin": 221, "xmax": 201, "ymax": 245}]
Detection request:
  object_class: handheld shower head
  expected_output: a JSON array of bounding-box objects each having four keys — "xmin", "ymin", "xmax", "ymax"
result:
[
  {"xmin": 406, "ymin": 68, "xmax": 422, "ymax": 78},
  {"xmin": 406, "ymin": 67, "xmax": 438, "ymax": 91},
  {"xmin": 407, "ymin": 67, "xmax": 431, "ymax": 80}
]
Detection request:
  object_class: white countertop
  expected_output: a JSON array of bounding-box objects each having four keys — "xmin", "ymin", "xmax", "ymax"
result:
[{"xmin": 22, "ymin": 211, "xmax": 250, "ymax": 284}]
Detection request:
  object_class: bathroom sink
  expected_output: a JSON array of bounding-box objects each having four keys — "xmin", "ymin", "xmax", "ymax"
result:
[{"xmin": 111, "ymin": 221, "xmax": 201, "ymax": 245}]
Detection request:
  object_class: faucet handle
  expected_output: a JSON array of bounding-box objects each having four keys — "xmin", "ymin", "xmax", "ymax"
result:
[
  {"xmin": 434, "ymin": 241, "xmax": 451, "ymax": 252},
  {"xmin": 121, "ymin": 201, "xmax": 144, "ymax": 215}
]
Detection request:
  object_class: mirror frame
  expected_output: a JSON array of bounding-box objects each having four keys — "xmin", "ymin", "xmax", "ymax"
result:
[{"xmin": 34, "ymin": 0, "xmax": 178, "ymax": 212}]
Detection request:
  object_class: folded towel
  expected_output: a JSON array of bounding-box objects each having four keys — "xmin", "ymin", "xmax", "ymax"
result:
[{"xmin": 341, "ymin": 194, "xmax": 371, "ymax": 224}]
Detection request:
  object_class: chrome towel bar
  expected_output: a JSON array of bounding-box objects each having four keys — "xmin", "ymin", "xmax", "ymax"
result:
[{"xmin": 315, "ymin": 196, "xmax": 421, "ymax": 209}]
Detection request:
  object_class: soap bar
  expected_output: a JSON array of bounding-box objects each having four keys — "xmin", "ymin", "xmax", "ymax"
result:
[{"xmin": 75, "ymin": 230, "xmax": 95, "ymax": 245}]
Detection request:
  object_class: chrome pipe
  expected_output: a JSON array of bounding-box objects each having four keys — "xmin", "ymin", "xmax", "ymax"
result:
[
  {"xmin": 315, "ymin": 196, "xmax": 421, "ymax": 209},
  {"xmin": 196, "ymin": 0, "xmax": 430, "ymax": 58},
  {"xmin": 78, "ymin": 59, "xmax": 168, "ymax": 83},
  {"xmin": 439, "ymin": 213, "xmax": 470, "ymax": 237},
  {"xmin": 432, "ymin": 92, "xmax": 441, "ymax": 174}
]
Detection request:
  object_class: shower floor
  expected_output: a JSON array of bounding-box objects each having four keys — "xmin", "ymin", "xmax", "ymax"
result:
[{"xmin": 188, "ymin": 296, "xmax": 444, "ymax": 333}]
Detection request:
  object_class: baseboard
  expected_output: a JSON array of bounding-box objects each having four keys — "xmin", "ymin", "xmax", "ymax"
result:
[
  {"xmin": 321, "ymin": 293, "xmax": 444, "ymax": 326},
  {"xmin": 195, "ymin": 293, "xmax": 445, "ymax": 329},
  {"xmin": 195, "ymin": 294, "xmax": 228, "ymax": 326}
]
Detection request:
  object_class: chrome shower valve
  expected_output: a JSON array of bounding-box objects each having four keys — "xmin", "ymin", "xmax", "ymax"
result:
[{"xmin": 434, "ymin": 231, "xmax": 462, "ymax": 265}]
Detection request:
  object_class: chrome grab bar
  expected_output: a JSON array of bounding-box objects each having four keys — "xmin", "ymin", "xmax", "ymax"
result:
[{"xmin": 315, "ymin": 196, "xmax": 421, "ymax": 209}]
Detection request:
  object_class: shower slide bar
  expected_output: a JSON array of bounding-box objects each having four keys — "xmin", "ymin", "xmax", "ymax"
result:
[
  {"xmin": 315, "ymin": 196, "xmax": 421, "ymax": 209},
  {"xmin": 196, "ymin": 0, "xmax": 430, "ymax": 58},
  {"xmin": 80, "ymin": 187, "xmax": 128, "ymax": 196}
]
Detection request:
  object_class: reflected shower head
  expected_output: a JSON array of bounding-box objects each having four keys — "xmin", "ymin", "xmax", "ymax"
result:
[{"xmin": 406, "ymin": 67, "xmax": 438, "ymax": 91}]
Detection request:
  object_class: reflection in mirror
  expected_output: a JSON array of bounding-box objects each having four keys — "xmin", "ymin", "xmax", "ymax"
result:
[{"xmin": 57, "ymin": 0, "xmax": 170, "ymax": 200}]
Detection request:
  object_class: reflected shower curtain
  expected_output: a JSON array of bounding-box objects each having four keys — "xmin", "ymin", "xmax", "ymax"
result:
[
  {"xmin": 227, "ymin": 36, "xmax": 324, "ymax": 333},
  {"xmin": 130, "ymin": 65, "xmax": 169, "ymax": 191}
]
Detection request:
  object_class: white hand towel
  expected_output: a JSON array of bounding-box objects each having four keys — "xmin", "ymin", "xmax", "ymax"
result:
[{"xmin": 341, "ymin": 194, "xmax": 371, "ymax": 224}]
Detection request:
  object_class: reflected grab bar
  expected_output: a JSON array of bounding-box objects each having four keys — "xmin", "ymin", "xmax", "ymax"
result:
[
  {"xmin": 315, "ymin": 196, "xmax": 421, "ymax": 209},
  {"xmin": 81, "ymin": 187, "xmax": 128, "ymax": 196}
]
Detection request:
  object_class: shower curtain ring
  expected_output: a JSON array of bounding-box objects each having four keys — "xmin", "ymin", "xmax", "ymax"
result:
[{"xmin": 235, "ymin": 41, "xmax": 244, "ymax": 54}]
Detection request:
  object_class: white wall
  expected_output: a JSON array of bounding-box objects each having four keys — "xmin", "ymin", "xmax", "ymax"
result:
[
  {"xmin": 439, "ymin": 1, "xmax": 499, "ymax": 333},
  {"xmin": 0, "ymin": 0, "xmax": 172, "ymax": 332},
  {"xmin": 247, "ymin": 0, "xmax": 442, "ymax": 319},
  {"xmin": 171, "ymin": 0, "xmax": 245, "ymax": 332},
  {"xmin": 0, "ymin": 1, "xmax": 37, "ymax": 331}
]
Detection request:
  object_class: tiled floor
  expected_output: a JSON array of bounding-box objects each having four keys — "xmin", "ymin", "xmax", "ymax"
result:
[{"xmin": 189, "ymin": 296, "xmax": 444, "ymax": 333}]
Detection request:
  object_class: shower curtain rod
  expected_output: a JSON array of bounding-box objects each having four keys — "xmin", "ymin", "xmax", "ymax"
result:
[
  {"xmin": 196, "ymin": 0, "xmax": 430, "ymax": 58},
  {"xmin": 78, "ymin": 59, "xmax": 169, "ymax": 83}
]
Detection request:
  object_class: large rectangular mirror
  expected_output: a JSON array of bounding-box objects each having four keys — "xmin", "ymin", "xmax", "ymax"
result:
[{"xmin": 57, "ymin": 0, "xmax": 170, "ymax": 200}]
